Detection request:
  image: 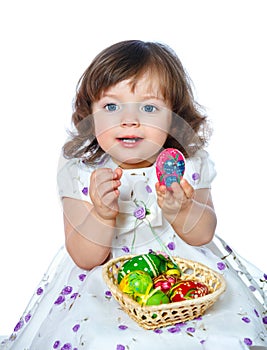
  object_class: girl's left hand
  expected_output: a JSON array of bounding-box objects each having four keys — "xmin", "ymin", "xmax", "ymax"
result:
[{"xmin": 155, "ymin": 178, "xmax": 194, "ymax": 224}]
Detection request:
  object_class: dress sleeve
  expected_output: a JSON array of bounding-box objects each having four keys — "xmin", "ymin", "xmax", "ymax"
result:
[
  {"xmin": 183, "ymin": 149, "xmax": 216, "ymax": 189},
  {"xmin": 57, "ymin": 154, "xmax": 93, "ymax": 203}
]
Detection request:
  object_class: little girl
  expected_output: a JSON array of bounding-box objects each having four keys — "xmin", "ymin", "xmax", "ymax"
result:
[{"xmin": 1, "ymin": 40, "xmax": 266, "ymax": 350}]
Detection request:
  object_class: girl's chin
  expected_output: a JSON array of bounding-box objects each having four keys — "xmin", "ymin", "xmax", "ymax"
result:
[{"xmin": 111, "ymin": 157, "xmax": 156, "ymax": 169}]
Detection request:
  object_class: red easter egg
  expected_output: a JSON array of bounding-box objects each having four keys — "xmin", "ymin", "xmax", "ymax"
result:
[
  {"xmin": 156, "ymin": 148, "xmax": 185, "ymax": 189},
  {"xmin": 169, "ymin": 280, "xmax": 209, "ymax": 302},
  {"xmin": 153, "ymin": 274, "xmax": 179, "ymax": 293}
]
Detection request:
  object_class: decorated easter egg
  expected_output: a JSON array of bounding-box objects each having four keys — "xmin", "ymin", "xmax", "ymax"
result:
[
  {"xmin": 135, "ymin": 288, "xmax": 170, "ymax": 306},
  {"xmin": 146, "ymin": 290, "xmax": 170, "ymax": 306},
  {"xmin": 118, "ymin": 252, "xmax": 179, "ymax": 284},
  {"xmin": 119, "ymin": 270, "xmax": 153, "ymax": 296},
  {"xmin": 145, "ymin": 290, "xmax": 170, "ymax": 306},
  {"xmin": 156, "ymin": 148, "xmax": 185, "ymax": 189},
  {"xmin": 169, "ymin": 280, "xmax": 209, "ymax": 302},
  {"xmin": 153, "ymin": 273, "xmax": 179, "ymax": 293}
]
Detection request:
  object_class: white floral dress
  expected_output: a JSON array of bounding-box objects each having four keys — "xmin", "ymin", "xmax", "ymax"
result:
[{"xmin": 1, "ymin": 150, "xmax": 266, "ymax": 350}]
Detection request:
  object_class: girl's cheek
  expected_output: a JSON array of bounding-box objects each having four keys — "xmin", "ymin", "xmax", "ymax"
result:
[{"xmin": 93, "ymin": 119, "xmax": 113, "ymax": 138}]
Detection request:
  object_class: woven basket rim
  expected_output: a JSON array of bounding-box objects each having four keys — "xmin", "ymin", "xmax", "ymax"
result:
[{"xmin": 102, "ymin": 254, "xmax": 226, "ymax": 312}]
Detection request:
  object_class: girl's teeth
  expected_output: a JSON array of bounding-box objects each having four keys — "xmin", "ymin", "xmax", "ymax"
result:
[
  {"xmin": 121, "ymin": 138, "xmax": 139, "ymax": 143},
  {"xmin": 123, "ymin": 139, "xmax": 136, "ymax": 143}
]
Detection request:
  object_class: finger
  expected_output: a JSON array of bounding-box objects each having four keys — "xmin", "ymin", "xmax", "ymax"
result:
[
  {"xmin": 92, "ymin": 182, "xmax": 120, "ymax": 211},
  {"xmin": 92, "ymin": 168, "xmax": 121, "ymax": 189},
  {"xmin": 101, "ymin": 190, "xmax": 119, "ymax": 210},
  {"xmin": 90, "ymin": 169, "xmax": 120, "ymax": 201},
  {"xmin": 155, "ymin": 182, "xmax": 167, "ymax": 195},
  {"xmin": 93, "ymin": 179, "xmax": 120, "ymax": 199},
  {"xmin": 114, "ymin": 167, "xmax": 123, "ymax": 180},
  {"xmin": 180, "ymin": 178, "xmax": 195, "ymax": 199},
  {"xmin": 91, "ymin": 168, "xmax": 114, "ymax": 184}
]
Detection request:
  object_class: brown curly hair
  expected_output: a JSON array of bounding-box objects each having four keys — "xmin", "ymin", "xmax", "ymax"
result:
[{"xmin": 63, "ymin": 40, "xmax": 211, "ymax": 163}]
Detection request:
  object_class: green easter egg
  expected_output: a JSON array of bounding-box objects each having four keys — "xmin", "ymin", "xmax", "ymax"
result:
[
  {"xmin": 119, "ymin": 270, "xmax": 153, "ymax": 295},
  {"xmin": 118, "ymin": 253, "xmax": 169, "ymax": 284},
  {"xmin": 146, "ymin": 290, "xmax": 170, "ymax": 306}
]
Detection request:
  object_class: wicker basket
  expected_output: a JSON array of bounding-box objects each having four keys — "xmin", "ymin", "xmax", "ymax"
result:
[{"xmin": 102, "ymin": 255, "xmax": 226, "ymax": 330}]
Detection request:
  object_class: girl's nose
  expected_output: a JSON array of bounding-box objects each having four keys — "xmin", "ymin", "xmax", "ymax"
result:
[
  {"xmin": 120, "ymin": 119, "xmax": 140, "ymax": 127},
  {"xmin": 120, "ymin": 104, "xmax": 140, "ymax": 127}
]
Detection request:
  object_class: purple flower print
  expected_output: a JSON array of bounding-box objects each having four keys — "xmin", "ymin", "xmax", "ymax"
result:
[
  {"xmin": 195, "ymin": 316, "xmax": 202, "ymax": 321},
  {"xmin": 54, "ymin": 295, "xmax": 65, "ymax": 305},
  {"xmin": 116, "ymin": 345, "xmax": 125, "ymax": 350},
  {"xmin": 82, "ymin": 187, "xmax": 88, "ymax": 196},
  {"xmin": 225, "ymin": 245, "xmax": 233, "ymax": 254},
  {"xmin": 71, "ymin": 292, "xmax": 79, "ymax": 299},
  {"xmin": 122, "ymin": 246, "xmax": 130, "ymax": 253},
  {"xmin": 53, "ymin": 340, "xmax": 61, "ymax": 349},
  {"xmin": 61, "ymin": 286, "xmax": 73, "ymax": 295},
  {"xmin": 105, "ymin": 290, "xmax": 112, "ymax": 298},
  {"xmin": 168, "ymin": 326, "xmax": 181, "ymax": 333},
  {"xmin": 217, "ymin": 262, "xmax": 226, "ymax": 271},
  {"xmin": 192, "ymin": 172, "xmax": 200, "ymax": 181},
  {"xmin": 249, "ymin": 285, "xmax": 256, "ymax": 292},
  {"xmin": 36, "ymin": 287, "xmax": 43, "ymax": 295},
  {"xmin": 78, "ymin": 273, "xmax": 86, "ymax": 281},
  {"xmin": 72, "ymin": 324, "xmax": 80, "ymax": 332},
  {"xmin": 254, "ymin": 309, "xmax": 259, "ymax": 317},
  {"xmin": 244, "ymin": 338, "xmax": 253, "ymax": 346},
  {"xmin": 134, "ymin": 206, "xmax": 146, "ymax": 220},
  {"xmin": 145, "ymin": 185, "xmax": 152, "ymax": 193},
  {"xmin": 154, "ymin": 329, "xmax": 163, "ymax": 334},
  {"xmin": 242, "ymin": 317, "xmax": 251, "ymax": 323},
  {"xmin": 186, "ymin": 327, "xmax": 195, "ymax": 333},
  {"xmin": 61, "ymin": 343, "xmax": 72, "ymax": 350},
  {"xmin": 263, "ymin": 316, "xmax": 267, "ymax": 324},
  {"xmin": 25, "ymin": 313, "xmax": 31, "ymax": 323},
  {"xmin": 118, "ymin": 325, "xmax": 128, "ymax": 330},
  {"xmin": 14, "ymin": 319, "xmax": 24, "ymax": 332},
  {"xmin": 167, "ymin": 241, "xmax": 175, "ymax": 250}
]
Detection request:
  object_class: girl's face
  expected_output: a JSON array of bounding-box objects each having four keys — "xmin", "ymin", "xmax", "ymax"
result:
[{"xmin": 92, "ymin": 74, "xmax": 172, "ymax": 169}]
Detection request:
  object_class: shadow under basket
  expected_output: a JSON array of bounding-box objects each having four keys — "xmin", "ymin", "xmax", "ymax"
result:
[{"xmin": 102, "ymin": 255, "xmax": 226, "ymax": 330}]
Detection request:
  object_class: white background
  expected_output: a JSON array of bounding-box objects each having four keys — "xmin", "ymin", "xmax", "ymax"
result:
[{"xmin": 0, "ymin": 0, "xmax": 266, "ymax": 335}]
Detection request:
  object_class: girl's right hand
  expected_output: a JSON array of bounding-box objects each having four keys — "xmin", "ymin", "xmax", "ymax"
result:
[{"xmin": 89, "ymin": 167, "xmax": 123, "ymax": 221}]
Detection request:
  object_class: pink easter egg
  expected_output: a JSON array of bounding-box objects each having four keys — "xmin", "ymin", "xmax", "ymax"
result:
[{"xmin": 156, "ymin": 148, "xmax": 185, "ymax": 189}]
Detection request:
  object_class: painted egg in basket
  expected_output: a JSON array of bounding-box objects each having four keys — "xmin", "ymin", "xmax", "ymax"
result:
[
  {"xmin": 145, "ymin": 290, "xmax": 170, "ymax": 306},
  {"xmin": 169, "ymin": 280, "xmax": 209, "ymax": 302},
  {"xmin": 119, "ymin": 270, "xmax": 153, "ymax": 296},
  {"xmin": 136, "ymin": 289, "xmax": 170, "ymax": 306},
  {"xmin": 117, "ymin": 253, "xmax": 179, "ymax": 284},
  {"xmin": 153, "ymin": 273, "xmax": 180, "ymax": 293}
]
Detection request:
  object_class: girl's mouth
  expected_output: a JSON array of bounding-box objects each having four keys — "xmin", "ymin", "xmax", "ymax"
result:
[{"xmin": 116, "ymin": 137, "xmax": 143, "ymax": 146}]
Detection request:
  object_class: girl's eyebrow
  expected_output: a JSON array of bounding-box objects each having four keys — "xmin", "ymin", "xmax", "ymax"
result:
[
  {"xmin": 100, "ymin": 92, "xmax": 163, "ymax": 101},
  {"xmin": 142, "ymin": 94, "xmax": 163, "ymax": 101},
  {"xmin": 100, "ymin": 92, "xmax": 118, "ymax": 99}
]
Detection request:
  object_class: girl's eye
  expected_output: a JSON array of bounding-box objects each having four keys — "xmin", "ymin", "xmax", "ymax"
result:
[
  {"xmin": 104, "ymin": 103, "xmax": 119, "ymax": 112},
  {"xmin": 142, "ymin": 104, "xmax": 157, "ymax": 113}
]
